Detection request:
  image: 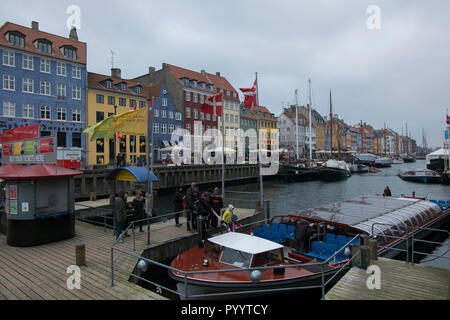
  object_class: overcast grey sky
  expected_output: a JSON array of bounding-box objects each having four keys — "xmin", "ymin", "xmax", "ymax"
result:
[{"xmin": 2, "ymin": 0, "xmax": 449, "ymax": 147}]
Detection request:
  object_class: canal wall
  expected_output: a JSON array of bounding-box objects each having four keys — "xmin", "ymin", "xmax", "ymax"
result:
[{"xmin": 74, "ymin": 164, "xmax": 261, "ymax": 200}]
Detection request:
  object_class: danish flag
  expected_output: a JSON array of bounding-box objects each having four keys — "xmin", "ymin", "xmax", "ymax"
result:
[
  {"xmin": 240, "ymin": 79, "xmax": 257, "ymax": 109},
  {"xmin": 201, "ymin": 92, "xmax": 223, "ymax": 117}
]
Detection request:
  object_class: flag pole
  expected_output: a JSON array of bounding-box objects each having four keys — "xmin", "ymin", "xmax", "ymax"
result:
[
  {"xmin": 255, "ymin": 72, "xmax": 264, "ymax": 210},
  {"xmin": 146, "ymin": 97, "xmax": 154, "ymax": 217},
  {"xmin": 221, "ymin": 94, "xmax": 225, "ymax": 200}
]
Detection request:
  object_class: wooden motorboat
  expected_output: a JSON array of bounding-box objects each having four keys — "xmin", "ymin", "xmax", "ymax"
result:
[
  {"xmin": 374, "ymin": 157, "xmax": 392, "ymax": 168},
  {"xmin": 169, "ymin": 195, "xmax": 449, "ymax": 300},
  {"xmin": 398, "ymin": 169, "xmax": 441, "ymax": 184},
  {"xmin": 277, "ymin": 163, "xmax": 319, "ymax": 182},
  {"xmin": 317, "ymin": 160, "xmax": 351, "ymax": 181}
]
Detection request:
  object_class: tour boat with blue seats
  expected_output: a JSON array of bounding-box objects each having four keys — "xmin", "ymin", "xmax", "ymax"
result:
[{"xmin": 169, "ymin": 195, "xmax": 449, "ymax": 299}]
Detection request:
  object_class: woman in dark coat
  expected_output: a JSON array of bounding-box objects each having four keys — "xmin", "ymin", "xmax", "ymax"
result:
[
  {"xmin": 132, "ymin": 191, "xmax": 146, "ymax": 232},
  {"xmin": 173, "ymin": 187, "xmax": 184, "ymax": 227}
]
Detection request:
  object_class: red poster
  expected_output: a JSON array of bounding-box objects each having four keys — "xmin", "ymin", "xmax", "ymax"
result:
[
  {"xmin": 0, "ymin": 125, "xmax": 40, "ymax": 143},
  {"xmin": 10, "ymin": 185, "xmax": 17, "ymax": 200},
  {"xmin": 3, "ymin": 144, "xmax": 11, "ymax": 155},
  {"xmin": 39, "ymin": 138, "xmax": 54, "ymax": 153}
]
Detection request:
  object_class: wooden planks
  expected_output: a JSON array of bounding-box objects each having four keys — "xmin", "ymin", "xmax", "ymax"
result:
[{"xmin": 325, "ymin": 257, "xmax": 450, "ymax": 300}]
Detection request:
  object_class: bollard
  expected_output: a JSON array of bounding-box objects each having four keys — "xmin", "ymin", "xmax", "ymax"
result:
[
  {"xmin": 360, "ymin": 245, "xmax": 370, "ymax": 269},
  {"xmin": 90, "ymin": 192, "xmax": 96, "ymax": 201},
  {"xmin": 255, "ymin": 201, "xmax": 261, "ymax": 213},
  {"xmin": 368, "ymin": 238, "xmax": 378, "ymax": 261},
  {"xmin": 350, "ymin": 244, "xmax": 360, "ymax": 267},
  {"xmin": 75, "ymin": 244, "xmax": 86, "ymax": 266}
]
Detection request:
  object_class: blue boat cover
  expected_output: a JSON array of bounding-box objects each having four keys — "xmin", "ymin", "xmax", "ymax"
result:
[{"xmin": 104, "ymin": 166, "xmax": 158, "ymax": 183}]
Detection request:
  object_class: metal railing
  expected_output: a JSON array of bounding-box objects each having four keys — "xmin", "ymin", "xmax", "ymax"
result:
[
  {"xmin": 110, "ymin": 217, "xmax": 363, "ymax": 300},
  {"xmin": 75, "ymin": 204, "xmax": 115, "ymax": 232}
]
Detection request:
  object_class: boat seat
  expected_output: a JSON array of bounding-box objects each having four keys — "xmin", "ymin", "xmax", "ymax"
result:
[
  {"xmin": 262, "ymin": 224, "xmax": 270, "ymax": 233},
  {"xmin": 429, "ymin": 200, "xmax": 438, "ymax": 204},
  {"xmin": 270, "ymin": 222, "xmax": 279, "ymax": 232},
  {"xmin": 270, "ymin": 231, "xmax": 281, "ymax": 243},
  {"xmin": 437, "ymin": 200, "xmax": 448, "ymax": 210},
  {"xmin": 253, "ymin": 228, "xmax": 262, "ymax": 237}
]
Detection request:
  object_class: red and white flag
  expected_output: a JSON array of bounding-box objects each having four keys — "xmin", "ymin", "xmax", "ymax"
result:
[
  {"xmin": 447, "ymin": 111, "xmax": 450, "ymax": 125},
  {"xmin": 201, "ymin": 92, "xmax": 223, "ymax": 117},
  {"xmin": 240, "ymin": 79, "xmax": 257, "ymax": 109},
  {"xmin": 148, "ymin": 99, "xmax": 153, "ymax": 120}
]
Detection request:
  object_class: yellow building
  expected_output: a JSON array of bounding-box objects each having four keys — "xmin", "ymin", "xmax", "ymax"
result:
[
  {"xmin": 251, "ymin": 105, "xmax": 278, "ymax": 153},
  {"xmin": 86, "ymin": 69, "xmax": 149, "ymax": 167}
]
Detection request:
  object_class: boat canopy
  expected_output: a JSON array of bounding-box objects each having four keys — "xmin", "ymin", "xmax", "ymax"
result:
[
  {"xmin": 426, "ymin": 148, "xmax": 449, "ymax": 164},
  {"xmin": 292, "ymin": 195, "xmax": 442, "ymax": 234},
  {"xmin": 208, "ymin": 232, "xmax": 283, "ymax": 255}
]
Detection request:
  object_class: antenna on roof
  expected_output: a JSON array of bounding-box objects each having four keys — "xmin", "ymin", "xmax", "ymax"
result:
[{"xmin": 110, "ymin": 50, "xmax": 116, "ymax": 69}]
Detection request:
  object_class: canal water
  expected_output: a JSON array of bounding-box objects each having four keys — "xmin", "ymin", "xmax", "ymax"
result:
[{"xmin": 146, "ymin": 160, "xmax": 449, "ymax": 298}]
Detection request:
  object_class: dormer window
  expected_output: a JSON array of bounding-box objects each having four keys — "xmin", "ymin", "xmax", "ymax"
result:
[
  {"xmin": 191, "ymin": 80, "xmax": 197, "ymax": 87},
  {"xmin": 199, "ymin": 82, "xmax": 206, "ymax": 89},
  {"xmin": 104, "ymin": 79, "xmax": 113, "ymax": 89},
  {"xmin": 116, "ymin": 82, "xmax": 126, "ymax": 92},
  {"xmin": 8, "ymin": 31, "xmax": 25, "ymax": 48},
  {"xmin": 37, "ymin": 39, "xmax": 52, "ymax": 54},
  {"xmin": 180, "ymin": 78, "xmax": 189, "ymax": 86},
  {"xmin": 62, "ymin": 45, "xmax": 77, "ymax": 60},
  {"xmin": 133, "ymin": 85, "xmax": 142, "ymax": 94}
]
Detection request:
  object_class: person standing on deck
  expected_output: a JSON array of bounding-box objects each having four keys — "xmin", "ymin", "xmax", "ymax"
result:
[
  {"xmin": 383, "ymin": 186, "xmax": 392, "ymax": 197},
  {"xmin": 173, "ymin": 186, "xmax": 184, "ymax": 227},
  {"xmin": 185, "ymin": 183, "xmax": 199, "ymax": 231},
  {"xmin": 209, "ymin": 189, "xmax": 223, "ymax": 228},
  {"xmin": 132, "ymin": 191, "xmax": 146, "ymax": 232},
  {"xmin": 221, "ymin": 204, "xmax": 234, "ymax": 225},
  {"xmin": 115, "ymin": 191, "xmax": 128, "ymax": 242}
]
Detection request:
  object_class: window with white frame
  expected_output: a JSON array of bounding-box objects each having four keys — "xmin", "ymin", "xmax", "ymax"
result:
[
  {"xmin": 3, "ymin": 101, "xmax": 15, "ymax": 117},
  {"xmin": 40, "ymin": 106, "xmax": 51, "ymax": 119},
  {"xmin": 22, "ymin": 78, "xmax": 33, "ymax": 93},
  {"xmin": 57, "ymin": 83, "xmax": 66, "ymax": 99},
  {"xmin": 186, "ymin": 123, "xmax": 191, "ymax": 133},
  {"xmin": 185, "ymin": 91, "xmax": 190, "ymax": 101},
  {"xmin": 212, "ymin": 115, "xmax": 216, "ymax": 122},
  {"xmin": 161, "ymin": 124, "xmax": 167, "ymax": 134},
  {"xmin": 72, "ymin": 65, "xmax": 81, "ymax": 79},
  {"xmin": 22, "ymin": 55, "xmax": 34, "ymax": 70},
  {"xmin": 72, "ymin": 108, "xmax": 81, "ymax": 122},
  {"xmin": 193, "ymin": 93, "xmax": 198, "ymax": 103},
  {"xmin": 200, "ymin": 95, "xmax": 204, "ymax": 104},
  {"xmin": 200, "ymin": 112, "xmax": 204, "ymax": 120},
  {"xmin": 40, "ymin": 81, "xmax": 50, "ymax": 95},
  {"xmin": 22, "ymin": 104, "xmax": 34, "ymax": 118},
  {"xmin": 40, "ymin": 58, "xmax": 50, "ymax": 73},
  {"xmin": 206, "ymin": 113, "xmax": 210, "ymax": 121},
  {"xmin": 56, "ymin": 62, "xmax": 67, "ymax": 76},
  {"xmin": 57, "ymin": 107, "xmax": 66, "ymax": 121},
  {"xmin": 168, "ymin": 124, "xmax": 174, "ymax": 134},
  {"xmin": 154, "ymin": 109, "xmax": 159, "ymax": 117},
  {"xmin": 161, "ymin": 110, "xmax": 167, "ymax": 118},
  {"xmin": 3, "ymin": 50, "xmax": 15, "ymax": 67},
  {"xmin": 185, "ymin": 107, "xmax": 191, "ymax": 118},
  {"xmin": 162, "ymin": 98, "xmax": 168, "ymax": 106},
  {"xmin": 72, "ymin": 86, "xmax": 81, "ymax": 100},
  {"xmin": 169, "ymin": 111, "xmax": 174, "ymax": 119},
  {"xmin": 3, "ymin": 75, "xmax": 15, "ymax": 90},
  {"xmin": 193, "ymin": 108, "xmax": 198, "ymax": 119},
  {"xmin": 153, "ymin": 122, "xmax": 159, "ymax": 133}
]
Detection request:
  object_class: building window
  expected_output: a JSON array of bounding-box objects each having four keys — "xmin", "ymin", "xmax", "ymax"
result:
[
  {"xmin": 162, "ymin": 98, "xmax": 168, "ymax": 106},
  {"xmin": 119, "ymin": 136, "xmax": 127, "ymax": 153},
  {"xmin": 186, "ymin": 123, "xmax": 191, "ymax": 133},
  {"xmin": 8, "ymin": 32, "xmax": 25, "ymax": 47},
  {"xmin": 185, "ymin": 107, "xmax": 191, "ymax": 118},
  {"xmin": 57, "ymin": 83, "xmax": 66, "ymax": 100},
  {"xmin": 161, "ymin": 110, "xmax": 167, "ymax": 118},
  {"xmin": 72, "ymin": 65, "xmax": 81, "ymax": 79},
  {"xmin": 118, "ymin": 83, "xmax": 126, "ymax": 92},
  {"xmin": 96, "ymin": 111, "xmax": 104, "ymax": 123},
  {"xmin": 40, "ymin": 106, "xmax": 51, "ymax": 120},
  {"xmin": 96, "ymin": 139, "xmax": 104, "ymax": 153},
  {"xmin": 56, "ymin": 62, "xmax": 67, "ymax": 76},
  {"xmin": 200, "ymin": 95, "xmax": 205, "ymax": 104},
  {"xmin": 139, "ymin": 101, "xmax": 145, "ymax": 109},
  {"xmin": 40, "ymin": 58, "xmax": 50, "ymax": 73},
  {"xmin": 185, "ymin": 91, "xmax": 190, "ymax": 102},
  {"xmin": 3, "ymin": 49, "xmax": 15, "ymax": 67},
  {"xmin": 119, "ymin": 98, "xmax": 126, "ymax": 106},
  {"xmin": 169, "ymin": 111, "xmax": 174, "ymax": 119},
  {"xmin": 175, "ymin": 112, "xmax": 182, "ymax": 121},
  {"xmin": 108, "ymin": 96, "xmax": 115, "ymax": 105},
  {"xmin": 96, "ymin": 155, "xmax": 105, "ymax": 165},
  {"xmin": 153, "ymin": 123, "xmax": 159, "ymax": 133},
  {"xmin": 206, "ymin": 113, "xmax": 210, "ymax": 121},
  {"xmin": 72, "ymin": 86, "xmax": 81, "ymax": 100},
  {"xmin": 168, "ymin": 124, "xmax": 174, "ymax": 134},
  {"xmin": 3, "ymin": 101, "xmax": 16, "ymax": 117},
  {"xmin": 63, "ymin": 46, "xmax": 77, "ymax": 60},
  {"xmin": 96, "ymin": 94, "xmax": 104, "ymax": 104},
  {"xmin": 139, "ymin": 136, "xmax": 146, "ymax": 153},
  {"xmin": 57, "ymin": 132, "xmax": 67, "ymax": 147},
  {"xmin": 57, "ymin": 107, "xmax": 66, "ymax": 121},
  {"xmin": 104, "ymin": 80, "xmax": 112, "ymax": 89},
  {"xmin": 200, "ymin": 112, "xmax": 204, "ymax": 120},
  {"xmin": 72, "ymin": 108, "xmax": 81, "ymax": 122},
  {"xmin": 130, "ymin": 100, "xmax": 136, "ymax": 108},
  {"xmin": 3, "ymin": 75, "xmax": 15, "ymax": 91},
  {"xmin": 193, "ymin": 93, "xmax": 198, "ymax": 103},
  {"xmin": 161, "ymin": 124, "xmax": 167, "ymax": 134},
  {"xmin": 22, "ymin": 104, "xmax": 34, "ymax": 118},
  {"xmin": 22, "ymin": 55, "xmax": 34, "ymax": 70},
  {"xmin": 154, "ymin": 109, "xmax": 159, "ymax": 117},
  {"xmin": 72, "ymin": 132, "xmax": 81, "ymax": 148},
  {"xmin": 193, "ymin": 108, "xmax": 198, "ymax": 119},
  {"xmin": 37, "ymin": 40, "xmax": 52, "ymax": 54}
]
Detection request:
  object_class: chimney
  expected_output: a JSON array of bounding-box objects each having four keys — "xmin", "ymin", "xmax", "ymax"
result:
[
  {"xmin": 216, "ymin": 72, "xmax": 221, "ymax": 77},
  {"xmin": 69, "ymin": 27, "xmax": 78, "ymax": 41},
  {"xmin": 162, "ymin": 63, "xmax": 168, "ymax": 69},
  {"xmin": 200, "ymin": 69, "xmax": 206, "ymax": 76},
  {"xmin": 148, "ymin": 66, "xmax": 155, "ymax": 74},
  {"xmin": 111, "ymin": 68, "xmax": 121, "ymax": 79},
  {"xmin": 31, "ymin": 21, "xmax": 39, "ymax": 31}
]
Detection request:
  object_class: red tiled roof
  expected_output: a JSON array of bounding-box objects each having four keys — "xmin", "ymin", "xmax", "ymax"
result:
[
  {"xmin": 88, "ymin": 72, "xmax": 149, "ymax": 98},
  {"xmin": 205, "ymin": 72, "xmax": 239, "ymax": 101},
  {"xmin": 250, "ymin": 106, "xmax": 277, "ymax": 121},
  {"xmin": 0, "ymin": 21, "xmax": 86, "ymax": 64}
]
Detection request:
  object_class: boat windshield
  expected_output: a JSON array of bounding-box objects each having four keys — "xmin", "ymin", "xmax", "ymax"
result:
[
  {"xmin": 204, "ymin": 241, "xmax": 222, "ymax": 261},
  {"xmin": 220, "ymin": 247, "xmax": 252, "ymax": 269},
  {"xmin": 251, "ymin": 249, "xmax": 283, "ymax": 268}
]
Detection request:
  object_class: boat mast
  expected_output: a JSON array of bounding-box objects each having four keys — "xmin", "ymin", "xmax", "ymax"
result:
[
  {"xmin": 329, "ymin": 89, "xmax": 333, "ymax": 160},
  {"xmin": 384, "ymin": 122, "xmax": 387, "ymax": 157},
  {"xmin": 295, "ymin": 89, "xmax": 299, "ymax": 161},
  {"xmin": 308, "ymin": 79, "xmax": 313, "ymax": 164}
]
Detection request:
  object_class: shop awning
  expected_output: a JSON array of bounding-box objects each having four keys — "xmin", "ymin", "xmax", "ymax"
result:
[
  {"xmin": 0, "ymin": 164, "xmax": 83, "ymax": 180},
  {"xmin": 104, "ymin": 166, "xmax": 158, "ymax": 183}
]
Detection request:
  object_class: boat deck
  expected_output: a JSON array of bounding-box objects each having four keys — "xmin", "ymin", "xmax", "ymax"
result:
[{"xmin": 325, "ymin": 257, "xmax": 449, "ymax": 300}]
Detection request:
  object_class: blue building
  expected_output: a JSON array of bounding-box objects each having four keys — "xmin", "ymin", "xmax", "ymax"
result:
[
  {"xmin": 148, "ymin": 83, "xmax": 183, "ymax": 161},
  {"xmin": 0, "ymin": 21, "xmax": 87, "ymax": 164}
]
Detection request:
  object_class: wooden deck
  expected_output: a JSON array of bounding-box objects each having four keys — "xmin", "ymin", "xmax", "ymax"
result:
[
  {"xmin": 325, "ymin": 257, "xmax": 450, "ymax": 300},
  {"xmin": 0, "ymin": 206, "xmax": 256, "ymax": 300}
]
